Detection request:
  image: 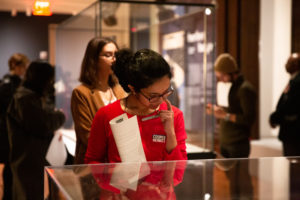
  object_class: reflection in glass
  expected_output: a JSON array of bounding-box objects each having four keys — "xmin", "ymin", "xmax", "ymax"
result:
[
  {"xmin": 92, "ymin": 161, "xmax": 186, "ymax": 200},
  {"xmin": 46, "ymin": 161, "xmax": 187, "ymax": 200},
  {"xmin": 46, "ymin": 157, "xmax": 300, "ymax": 199},
  {"xmin": 215, "ymin": 159, "xmax": 253, "ymax": 200}
]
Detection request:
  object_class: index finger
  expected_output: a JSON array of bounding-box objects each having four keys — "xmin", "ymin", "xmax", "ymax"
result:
[{"xmin": 164, "ymin": 98, "xmax": 173, "ymax": 111}]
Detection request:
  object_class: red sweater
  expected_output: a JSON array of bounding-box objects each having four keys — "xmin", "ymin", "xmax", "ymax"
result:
[{"xmin": 85, "ymin": 100, "xmax": 187, "ymax": 163}]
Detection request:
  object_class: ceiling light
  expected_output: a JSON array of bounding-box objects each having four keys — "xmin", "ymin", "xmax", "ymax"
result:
[{"xmin": 32, "ymin": 0, "xmax": 52, "ymax": 16}]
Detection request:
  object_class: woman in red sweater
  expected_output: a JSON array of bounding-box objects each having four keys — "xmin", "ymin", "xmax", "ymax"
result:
[{"xmin": 85, "ymin": 48, "xmax": 187, "ymax": 163}]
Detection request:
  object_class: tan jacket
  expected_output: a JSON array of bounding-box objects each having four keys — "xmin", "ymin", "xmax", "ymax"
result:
[{"xmin": 71, "ymin": 83, "xmax": 127, "ymax": 164}]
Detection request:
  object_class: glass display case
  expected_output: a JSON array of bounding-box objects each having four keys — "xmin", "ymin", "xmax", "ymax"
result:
[
  {"xmin": 54, "ymin": 0, "xmax": 216, "ymax": 155},
  {"xmin": 45, "ymin": 156, "xmax": 300, "ymax": 199}
]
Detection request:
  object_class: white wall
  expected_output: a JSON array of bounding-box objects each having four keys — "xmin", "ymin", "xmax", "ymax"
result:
[{"xmin": 259, "ymin": 0, "xmax": 291, "ymax": 138}]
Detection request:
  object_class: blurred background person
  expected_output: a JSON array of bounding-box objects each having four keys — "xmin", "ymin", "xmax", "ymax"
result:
[
  {"xmin": 71, "ymin": 37, "xmax": 127, "ymax": 164},
  {"xmin": 207, "ymin": 53, "xmax": 256, "ymax": 200},
  {"xmin": 6, "ymin": 61, "xmax": 65, "ymax": 200},
  {"xmin": 0, "ymin": 53, "xmax": 30, "ymax": 200},
  {"xmin": 206, "ymin": 53, "xmax": 257, "ymax": 158},
  {"xmin": 269, "ymin": 53, "xmax": 300, "ymax": 156}
]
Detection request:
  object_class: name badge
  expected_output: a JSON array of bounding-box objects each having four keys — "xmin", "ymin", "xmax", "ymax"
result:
[{"xmin": 152, "ymin": 134, "xmax": 166, "ymax": 143}]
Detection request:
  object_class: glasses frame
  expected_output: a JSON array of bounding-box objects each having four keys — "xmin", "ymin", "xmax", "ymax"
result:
[
  {"xmin": 139, "ymin": 86, "xmax": 174, "ymax": 103},
  {"xmin": 99, "ymin": 53, "xmax": 115, "ymax": 59}
]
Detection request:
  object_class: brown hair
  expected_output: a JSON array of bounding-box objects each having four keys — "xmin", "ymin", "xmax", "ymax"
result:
[
  {"xmin": 8, "ymin": 53, "xmax": 30, "ymax": 71},
  {"xmin": 79, "ymin": 37, "xmax": 118, "ymax": 89}
]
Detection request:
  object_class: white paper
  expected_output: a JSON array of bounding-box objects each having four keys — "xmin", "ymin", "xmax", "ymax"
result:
[
  {"xmin": 46, "ymin": 131, "xmax": 67, "ymax": 166},
  {"xmin": 217, "ymin": 82, "xmax": 232, "ymax": 107},
  {"xmin": 109, "ymin": 113, "xmax": 146, "ymax": 163},
  {"xmin": 60, "ymin": 129, "xmax": 76, "ymax": 156}
]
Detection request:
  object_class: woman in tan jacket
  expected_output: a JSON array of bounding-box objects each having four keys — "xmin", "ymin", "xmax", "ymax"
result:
[{"xmin": 71, "ymin": 37, "xmax": 127, "ymax": 164}]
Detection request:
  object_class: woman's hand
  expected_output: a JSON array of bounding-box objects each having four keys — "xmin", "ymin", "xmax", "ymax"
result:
[
  {"xmin": 159, "ymin": 99, "xmax": 177, "ymax": 153},
  {"xmin": 159, "ymin": 99, "xmax": 174, "ymax": 135}
]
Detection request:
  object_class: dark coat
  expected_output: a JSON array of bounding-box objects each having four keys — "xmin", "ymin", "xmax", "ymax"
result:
[
  {"xmin": 220, "ymin": 75, "xmax": 257, "ymax": 158},
  {"xmin": 6, "ymin": 86, "xmax": 65, "ymax": 200},
  {"xmin": 220, "ymin": 75, "xmax": 257, "ymax": 144},
  {"xmin": 270, "ymin": 72, "xmax": 300, "ymax": 142},
  {"xmin": 0, "ymin": 74, "xmax": 22, "ymax": 163}
]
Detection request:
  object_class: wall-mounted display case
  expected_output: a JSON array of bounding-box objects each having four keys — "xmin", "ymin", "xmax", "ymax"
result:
[{"xmin": 54, "ymin": 0, "xmax": 216, "ymax": 155}]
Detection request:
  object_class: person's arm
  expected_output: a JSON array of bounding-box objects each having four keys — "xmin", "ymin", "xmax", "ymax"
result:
[
  {"xmin": 18, "ymin": 94, "xmax": 65, "ymax": 138},
  {"xmin": 234, "ymin": 86, "xmax": 257, "ymax": 127},
  {"xmin": 71, "ymin": 89, "xmax": 94, "ymax": 146},
  {"xmin": 159, "ymin": 99, "xmax": 177, "ymax": 153},
  {"xmin": 269, "ymin": 94, "xmax": 284, "ymax": 127},
  {"xmin": 207, "ymin": 104, "xmax": 235, "ymax": 122},
  {"xmin": 163, "ymin": 107, "xmax": 187, "ymax": 161},
  {"xmin": 270, "ymin": 79, "xmax": 300, "ymax": 126},
  {"xmin": 84, "ymin": 107, "xmax": 108, "ymax": 164}
]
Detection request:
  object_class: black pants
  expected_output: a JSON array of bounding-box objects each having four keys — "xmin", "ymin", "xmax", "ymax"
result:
[
  {"xmin": 2, "ymin": 162, "xmax": 12, "ymax": 200},
  {"xmin": 220, "ymin": 141, "xmax": 250, "ymax": 158},
  {"xmin": 283, "ymin": 141, "xmax": 300, "ymax": 156}
]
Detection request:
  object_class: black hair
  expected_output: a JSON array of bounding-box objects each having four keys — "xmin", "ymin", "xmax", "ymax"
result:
[
  {"xmin": 23, "ymin": 61, "xmax": 54, "ymax": 96},
  {"xmin": 112, "ymin": 48, "xmax": 172, "ymax": 93}
]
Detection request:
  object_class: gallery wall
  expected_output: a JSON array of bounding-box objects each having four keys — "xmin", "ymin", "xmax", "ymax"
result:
[{"xmin": 0, "ymin": 11, "xmax": 71, "ymax": 77}]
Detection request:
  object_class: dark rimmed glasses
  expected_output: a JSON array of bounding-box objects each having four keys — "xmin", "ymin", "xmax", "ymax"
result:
[{"xmin": 139, "ymin": 86, "xmax": 174, "ymax": 103}]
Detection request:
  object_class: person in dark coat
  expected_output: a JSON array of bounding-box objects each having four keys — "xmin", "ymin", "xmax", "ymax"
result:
[
  {"xmin": 269, "ymin": 53, "xmax": 300, "ymax": 156},
  {"xmin": 206, "ymin": 53, "xmax": 257, "ymax": 158},
  {"xmin": 207, "ymin": 53, "xmax": 256, "ymax": 200},
  {"xmin": 6, "ymin": 61, "xmax": 65, "ymax": 200},
  {"xmin": 0, "ymin": 53, "xmax": 30, "ymax": 200}
]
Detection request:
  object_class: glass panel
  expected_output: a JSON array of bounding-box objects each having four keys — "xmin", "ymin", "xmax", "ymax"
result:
[
  {"xmin": 54, "ymin": 0, "xmax": 216, "ymax": 154},
  {"xmin": 99, "ymin": 0, "xmax": 216, "ymax": 152},
  {"xmin": 45, "ymin": 157, "xmax": 300, "ymax": 199},
  {"xmin": 55, "ymin": 3, "xmax": 101, "ymax": 128}
]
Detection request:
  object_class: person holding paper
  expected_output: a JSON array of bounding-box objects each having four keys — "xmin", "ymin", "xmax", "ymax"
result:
[
  {"xmin": 71, "ymin": 37, "xmax": 127, "ymax": 164},
  {"xmin": 85, "ymin": 48, "xmax": 187, "ymax": 163},
  {"xmin": 6, "ymin": 61, "xmax": 65, "ymax": 200},
  {"xmin": 206, "ymin": 53, "xmax": 256, "ymax": 158}
]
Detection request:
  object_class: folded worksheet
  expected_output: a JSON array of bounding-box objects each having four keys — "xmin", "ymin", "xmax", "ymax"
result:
[
  {"xmin": 109, "ymin": 113, "xmax": 146, "ymax": 163},
  {"xmin": 217, "ymin": 82, "xmax": 232, "ymax": 107},
  {"xmin": 46, "ymin": 131, "xmax": 67, "ymax": 166},
  {"xmin": 60, "ymin": 129, "xmax": 76, "ymax": 156}
]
